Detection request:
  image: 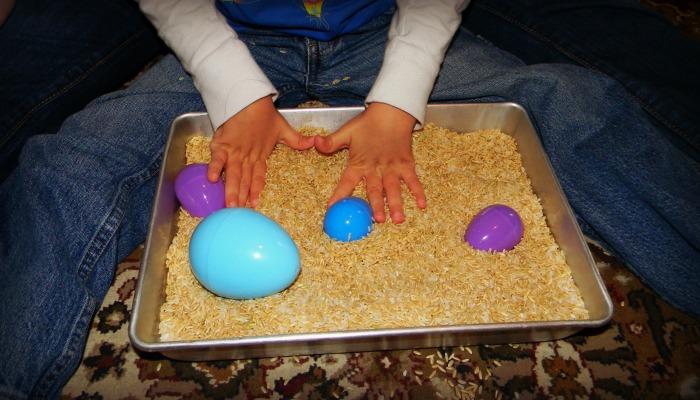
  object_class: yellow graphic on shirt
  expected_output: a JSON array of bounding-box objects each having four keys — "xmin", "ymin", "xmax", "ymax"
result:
[{"xmin": 303, "ymin": 0, "xmax": 324, "ymax": 17}]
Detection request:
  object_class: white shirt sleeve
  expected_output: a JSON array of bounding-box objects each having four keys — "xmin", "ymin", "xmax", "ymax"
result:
[
  {"xmin": 137, "ymin": 0, "xmax": 277, "ymax": 129},
  {"xmin": 365, "ymin": 0, "xmax": 469, "ymax": 127}
]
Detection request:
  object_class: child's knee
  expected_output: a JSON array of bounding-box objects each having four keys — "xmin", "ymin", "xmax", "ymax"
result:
[{"xmin": 528, "ymin": 64, "xmax": 623, "ymax": 102}]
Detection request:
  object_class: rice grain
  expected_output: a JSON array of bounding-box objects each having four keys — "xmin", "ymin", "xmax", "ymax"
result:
[{"xmin": 159, "ymin": 124, "xmax": 588, "ymax": 340}]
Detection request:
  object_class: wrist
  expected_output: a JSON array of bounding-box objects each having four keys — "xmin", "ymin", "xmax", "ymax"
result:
[{"xmin": 366, "ymin": 102, "xmax": 417, "ymax": 130}]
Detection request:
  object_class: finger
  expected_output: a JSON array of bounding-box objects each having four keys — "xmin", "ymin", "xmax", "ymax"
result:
[
  {"xmin": 208, "ymin": 147, "xmax": 227, "ymax": 182},
  {"xmin": 328, "ymin": 168, "xmax": 362, "ymax": 207},
  {"xmin": 383, "ymin": 172, "xmax": 405, "ymax": 224},
  {"xmin": 224, "ymin": 159, "xmax": 241, "ymax": 207},
  {"xmin": 365, "ymin": 173, "xmax": 386, "ymax": 223},
  {"xmin": 279, "ymin": 125, "xmax": 315, "ymax": 150},
  {"xmin": 238, "ymin": 158, "xmax": 254, "ymax": 207},
  {"xmin": 402, "ymin": 167, "xmax": 427, "ymax": 209},
  {"xmin": 314, "ymin": 128, "xmax": 352, "ymax": 154},
  {"xmin": 249, "ymin": 160, "xmax": 267, "ymax": 208}
]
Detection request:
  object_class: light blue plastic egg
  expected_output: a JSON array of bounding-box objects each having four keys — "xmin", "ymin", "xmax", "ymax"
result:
[{"xmin": 189, "ymin": 208, "xmax": 300, "ymax": 299}]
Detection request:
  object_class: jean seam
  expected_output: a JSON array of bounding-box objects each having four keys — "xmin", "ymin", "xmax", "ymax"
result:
[
  {"xmin": 34, "ymin": 151, "xmax": 163, "ymax": 396},
  {"xmin": 32, "ymin": 296, "xmax": 97, "ymax": 399},
  {"xmin": 305, "ymin": 37, "xmax": 311, "ymax": 93},
  {"xmin": 473, "ymin": 3, "xmax": 695, "ymax": 148},
  {"xmin": 2, "ymin": 28, "xmax": 152, "ymax": 149},
  {"xmin": 77, "ymin": 151, "xmax": 164, "ymax": 282}
]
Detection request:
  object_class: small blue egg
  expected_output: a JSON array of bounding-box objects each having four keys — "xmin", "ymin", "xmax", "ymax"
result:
[
  {"xmin": 189, "ymin": 208, "xmax": 300, "ymax": 299},
  {"xmin": 323, "ymin": 196, "xmax": 373, "ymax": 242}
]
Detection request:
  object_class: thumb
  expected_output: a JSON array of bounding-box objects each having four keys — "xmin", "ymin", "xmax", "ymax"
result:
[
  {"xmin": 279, "ymin": 124, "xmax": 314, "ymax": 150},
  {"xmin": 314, "ymin": 128, "xmax": 352, "ymax": 154}
]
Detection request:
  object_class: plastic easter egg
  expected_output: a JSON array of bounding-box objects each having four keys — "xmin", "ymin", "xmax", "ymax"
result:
[
  {"xmin": 174, "ymin": 163, "xmax": 225, "ymax": 218},
  {"xmin": 323, "ymin": 196, "xmax": 373, "ymax": 242},
  {"xmin": 189, "ymin": 208, "xmax": 300, "ymax": 299},
  {"xmin": 465, "ymin": 204, "xmax": 524, "ymax": 252}
]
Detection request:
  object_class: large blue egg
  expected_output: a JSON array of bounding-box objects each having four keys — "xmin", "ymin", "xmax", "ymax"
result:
[
  {"xmin": 189, "ymin": 208, "xmax": 300, "ymax": 299},
  {"xmin": 323, "ymin": 196, "xmax": 373, "ymax": 242}
]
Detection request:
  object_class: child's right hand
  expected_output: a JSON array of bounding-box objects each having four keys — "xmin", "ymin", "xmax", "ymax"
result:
[
  {"xmin": 207, "ymin": 95, "xmax": 314, "ymax": 208},
  {"xmin": 314, "ymin": 102, "xmax": 426, "ymax": 224}
]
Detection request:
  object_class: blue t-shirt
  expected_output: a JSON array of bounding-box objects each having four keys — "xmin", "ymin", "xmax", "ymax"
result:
[{"xmin": 216, "ymin": 0, "xmax": 395, "ymax": 41}]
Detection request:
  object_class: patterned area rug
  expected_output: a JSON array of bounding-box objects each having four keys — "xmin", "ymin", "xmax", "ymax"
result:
[{"xmin": 61, "ymin": 242, "xmax": 700, "ymax": 399}]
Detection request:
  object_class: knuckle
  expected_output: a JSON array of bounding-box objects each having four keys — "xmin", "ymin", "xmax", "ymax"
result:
[
  {"xmin": 396, "ymin": 158, "xmax": 415, "ymax": 170},
  {"xmin": 366, "ymin": 182, "xmax": 382, "ymax": 193}
]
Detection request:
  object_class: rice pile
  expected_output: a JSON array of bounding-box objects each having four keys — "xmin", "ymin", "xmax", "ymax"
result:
[{"xmin": 159, "ymin": 124, "xmax": 588, "ymax": 341}]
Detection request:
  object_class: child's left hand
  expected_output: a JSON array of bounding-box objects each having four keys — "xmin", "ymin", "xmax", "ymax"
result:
[{"xmin": 314, "ymin": 102, "xmax": 427, "ymax": 224}]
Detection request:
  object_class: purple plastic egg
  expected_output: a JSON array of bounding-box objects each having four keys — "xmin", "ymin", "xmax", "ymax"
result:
[
  {"xmin": 465, "ymin": 204, "xmax": 524, "ymax": 252},
  {"xmin": 174, "ymin": 163, "xmax": 225, "ymax": 218}
]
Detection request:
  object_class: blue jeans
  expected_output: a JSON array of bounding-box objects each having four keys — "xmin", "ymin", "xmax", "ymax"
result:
[
  {"xmin": 0, "ymin": 0, "xmax": 164, "ymax": 182},
  {"xmin": 1, "ymin": 12, "xmax": 698, "ymax": 399},
  {"xmin": 462, "ymin": 0, "xmax": 700, "ymax": 161}
]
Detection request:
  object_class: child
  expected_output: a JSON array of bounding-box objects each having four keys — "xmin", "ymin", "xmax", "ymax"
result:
[
  {"xmin": 1, "ymin": 0, "xmax": 697, "ymax": 398},
  {"xmin": 138, "ymin": 0, "xmax": 468, "ymax": 224}
]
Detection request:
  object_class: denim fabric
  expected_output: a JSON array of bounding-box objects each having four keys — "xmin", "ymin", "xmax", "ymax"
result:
[
  {"xmin": 462, "ymin": 0, "xmax": 700, "ymax": 161},
  {"xmin": 1, "ymin": 10, "xmax": 699, "ymax": 399},
  {"xmin": 234, "ymin": 9, "xmax": 396, "ymax": 108},
  {"xmin": 0, "ymin": 0, "xmax": 164, "ymax": 182},
  {"xmin": 0, "ymin": 56, "xmax": 204, "ymax": 399}
]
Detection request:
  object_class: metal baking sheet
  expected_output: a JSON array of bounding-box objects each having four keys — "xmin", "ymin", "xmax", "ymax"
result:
[{"xmin": 129, "ymin": 103, "xmax": 613, "ymax": 361}]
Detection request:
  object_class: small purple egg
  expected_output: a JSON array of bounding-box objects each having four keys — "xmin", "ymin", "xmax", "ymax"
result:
[
  {"xmin": 174, "ymin": 163, "xmax": 225, "ymax": 218},
  {"xmin": 465, "ymin": 204, "xmax": 524, "ymax": 252}
]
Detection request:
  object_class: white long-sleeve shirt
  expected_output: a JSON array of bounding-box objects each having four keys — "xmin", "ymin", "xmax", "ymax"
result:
[{"xmin": 137, "ymin": 0, "xmax": 468, "ymax": 129}]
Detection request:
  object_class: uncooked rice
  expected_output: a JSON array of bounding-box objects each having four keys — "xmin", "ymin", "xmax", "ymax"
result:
[{"xmin": 159, "ymin": 124, "xmax": 588, "ymax": 341}]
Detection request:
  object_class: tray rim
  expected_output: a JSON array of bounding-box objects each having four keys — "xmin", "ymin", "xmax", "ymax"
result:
[{"xmin": 129, "ymin": 102, "xmax": 614, "ymax": 356}]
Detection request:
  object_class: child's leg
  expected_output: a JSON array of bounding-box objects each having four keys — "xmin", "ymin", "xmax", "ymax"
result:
[
  {"xmin": 462, "ymin": 0, "xmax": 700, "ymax": 161},
  {"xmin": 0, "ymin": 55, "xmax": 203, "ymax": 399},
  {"xmin": 430, "ymin": 28, "xmax": 700, "ymax": 317}
]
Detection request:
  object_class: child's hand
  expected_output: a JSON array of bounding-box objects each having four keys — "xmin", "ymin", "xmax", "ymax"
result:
[
  {"xmin": 208, "ymin": 95, "xmax": 314, "ymax": 208},
  {"xmin": 314, "ymin": 102, "xmax": 427, "ymax": 224}
]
